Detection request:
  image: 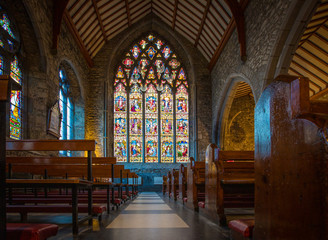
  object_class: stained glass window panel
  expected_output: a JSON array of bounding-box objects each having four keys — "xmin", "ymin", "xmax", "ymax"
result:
[
  {"xmin": 161, "ymin": 86, "xmax": 173, "ymax": 163},
  {"xmin": 145, "ymin": 84, "xmax": 158, "ymax": 162},
  {"xmin": 9, "ymin": 90, "xmax": 21, "ymax": 140},
  {"xmin": 129, "ymin": 85, "xmax": 143, "ymax": 162},
  {"xmin": 0, "ymin": 13, "xmax": 15, "ymax": 39},
  {"xmin": 176, "ymin": 85, "xmax": 189, "ymax": 163},
  {"xmin": 10, "ymin": 56, "xmax": 22, "ymax": 84},
  {"xmin": 114, "ymin": 83, "xmax": 127, "ymax": 162}
]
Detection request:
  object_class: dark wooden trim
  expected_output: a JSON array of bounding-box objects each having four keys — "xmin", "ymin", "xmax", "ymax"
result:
[
  {"xmin": 125, "ymin": 0, "xmax": 131, "ymax": 26},
  {"xmin": 92, "ymin": 0, "xmax": 107, "ymax": 40},
  {"xmin": 224, "ymin": 0, "xmax": 246, "ymax": 60},
  {"xmin": 195, "ymin": 0, "xmax": 211, "ymax": 47},
  {"xmin": 63, "ymin": 10, "xmax": 93, "ymax": 67},
  {"xmin": 172, "ymin": 0, "xmax": 179, "ymax": 29},
  {"xmin": 52, "ymin": 0, "xmax": 69, "ymax": 51}
]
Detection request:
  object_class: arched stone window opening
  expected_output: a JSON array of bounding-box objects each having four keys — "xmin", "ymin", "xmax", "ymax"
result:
[
  {"xmin": 220, "ymin": 81, "xmax": 255, "ymax": 151},
  {"xmin": 113, "ymin": 33, "xmax": 189, "ymax": 163}
]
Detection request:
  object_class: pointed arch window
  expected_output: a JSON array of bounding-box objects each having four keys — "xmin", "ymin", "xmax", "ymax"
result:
[
  {"xmin": 59, "ymin": 69, "xmax": 74, "ymax": 155},
  {"xmin": 0, "ymin": 7, "xmax": 22, "ymax": 140},
  {"xmin": 114, "ymin": 34, "xmax": 189, "ymax": 163}
]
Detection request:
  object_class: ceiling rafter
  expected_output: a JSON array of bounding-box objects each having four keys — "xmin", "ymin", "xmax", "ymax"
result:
[
  {"xmin": 92, "ymin": 0, "xmax": 107, "ymax": 40},
  {"xmin": 310, "ymin": 87, "xmax": 328, "ymax": 100},
  {"xmin": 208, "ymin": 9, "xmax": 225, "ymax": 35},
  {"xmin": 299, "ymin": 17, "xmax": 328, "ymax": 46},
  {"xmin": 153, "ymin": 1, "xmax": 173, "ymax": 20},
  {"xmin": 72, "ymin": 0, "xmax": 89, "ymax": 20},
  {"xmin": 291, "ymin": 60, "xmax": 324, "ymax": 90},
  {"xmin": 224, "ymin": 0, "xmax": 246, "ymax": 61},
  {"xmin": 125, "ymin": 0, "xmax": 131, "ymax": 26},
  {"xmin": 299, "ymin": 46, "xmax": 328, "ymax": 69},
  {"xmin": 195, "ymin": 0, "xmax": 212, "ymax": 47},
  {"xmin": 75, "ymin": 5, "xmax": 93, "ymax": 27},
  {"xmin": 63, "ymin": 10, "xmax": 93, "ymax": 67},
  {"xmin": 68, "ymin": 0, "xmax": 81, "ymax": 12},
  {"xmin": 152, "ymin": 7, "xmax": 171, "ymax": 24},
  {"xmin": 131, "ymin": 6, "xmax": 152, "ymax": 23},
  {"xmin": 178, "ymin": 1, "xmax": 202, "ymax": 22},
  {"xmin": 172, "ymin": 0, "xmax": 179, "ymax": 30},
  {"xmin": 289, "ymin": 67, "xmax": 321, "ymax": 92}
]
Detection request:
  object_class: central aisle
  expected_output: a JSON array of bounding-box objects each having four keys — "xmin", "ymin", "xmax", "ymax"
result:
[{"xmin": 81, "ymin": 192, "xmax": 229, "ymax": 240}]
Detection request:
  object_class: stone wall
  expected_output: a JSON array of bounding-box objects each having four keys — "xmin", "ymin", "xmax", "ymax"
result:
[
  {"xmin": 211, "ymin": 0, "xmax": 292, "ymax": 145},
  {"xmin": 223, "ymin": 95, "xmax": 254, "ymax": 151},
  {"xmin": 5, "ymin": 0, "xmax": 89, "ymax": 140}
]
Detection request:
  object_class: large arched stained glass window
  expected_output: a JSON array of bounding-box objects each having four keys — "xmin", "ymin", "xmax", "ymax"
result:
[
  {"xmin": 114, "ymin": 34, "xmax": 189, "ymax": 163},
  {"xmin": 0, "ymin": 8, "xmax": 22, "ymax": 140}
]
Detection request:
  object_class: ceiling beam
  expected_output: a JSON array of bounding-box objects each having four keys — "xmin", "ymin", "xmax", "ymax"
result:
[
  {"xmin": 125, "ymin": 0, "xmax": 131, "ymax": 26},
  {"xmin": 63, "ymin": 10, "xmax": 93, "ymax": 67},
  {"xmin": 195, "ymin": 0, "xmax": 211, "ymax": 47},
  {"xmin": 52, "ymin": 0, "xmax": 69, "ymax": 51},
  {"xmin": 310, "ymin": 87, "xmax": 328, "ymax": 100},
  {"xmin": 224, "ymin": 0, "xmax": 246, "ymax": 61},
  {"xmin": 92, "ymin": 0, "xmax": 107, "ymax": 40},
  {"xmin": 209, "ymin": 0, "xmax": 248, "ymax": 70},
  {"xmin": 172, "ymin": 0, "xmax": 179, "ymax": 30},
  {"xmin": 299, "ymin": 17, "xmax": 328, "ymax": 47}
]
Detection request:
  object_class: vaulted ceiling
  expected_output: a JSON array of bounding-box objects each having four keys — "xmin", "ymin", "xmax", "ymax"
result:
[
  {"xmin": 62, "ymin": 0, "xmax": 247, "ymax": 68},
  {"xmin": 288, "ymin": 0, "xmax": 328, "ymax": 99}
]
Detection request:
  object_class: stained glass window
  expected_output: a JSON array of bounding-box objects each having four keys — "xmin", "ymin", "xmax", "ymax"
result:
[
  {"xmin": 59, "ymin": 69, "xmax": 74, "ymax": 156},
  {"xmin": 113, "ymin": 34, "xmax": 189, "ymax": 163},
  {"xmin": 10, "ymin": 56, "xmax": 22, "ymax": 140}
]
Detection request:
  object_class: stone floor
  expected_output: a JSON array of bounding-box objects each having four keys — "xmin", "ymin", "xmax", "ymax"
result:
[{"xmin": 7, "ymin": 192, "xmax": 254, "ymax": 240}]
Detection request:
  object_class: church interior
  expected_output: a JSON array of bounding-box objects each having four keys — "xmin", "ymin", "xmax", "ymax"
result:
[{"xmin": 0, "ymin": 0, "xmax": 328, "ymax": 239}]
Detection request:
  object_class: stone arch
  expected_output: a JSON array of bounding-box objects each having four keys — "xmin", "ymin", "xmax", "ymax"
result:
[
  {"xmin": 215, "ymin": 73, "xmax": 255, "ymax": 150},
  {"xmin": 262, "ymin": 0, "xmax": 319, "ymax": 90}
]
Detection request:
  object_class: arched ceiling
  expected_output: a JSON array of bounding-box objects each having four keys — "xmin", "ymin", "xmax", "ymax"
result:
[
  {"xmin": 63, "ymin": 0, "xmax": 248, "ymax": 68},
  {"xmin": 288, "ymin": 0, "xmax": 328, "ymax": 100}
]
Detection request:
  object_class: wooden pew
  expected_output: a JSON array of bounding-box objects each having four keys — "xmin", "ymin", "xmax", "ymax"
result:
[
  {"xmin": 167, "ymin": 171, "xmax": 172, "ymax": 198},
  {"xmin": 178, "ymin": 164, "xmax": 187, "ymax": 204},
  {"xmin": 162, "ymin": 175, "xmax": 167, "ymax": 195},
  {"xmin": 204, "ymin": 143, "xmax": 254, "ymax": 225},
  {"xmin": 5, "ymin": 139, "xmax": 95, "ymax": 237},
  {"xmin": 186, "ymin": 157, "xmax": 205, "ymax": 211},
  {"xmin": 170, "ymin": 169, "xmax": 179, "ymax": 200}
]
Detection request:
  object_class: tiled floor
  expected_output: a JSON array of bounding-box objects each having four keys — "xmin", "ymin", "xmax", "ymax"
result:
[
  {"xmin": 8, "ymin": 192, "xmax": 240, "ymax": 240},
  {"xmin": 77, "ymin": 192, "xmax": 231, "ymax": 240}
]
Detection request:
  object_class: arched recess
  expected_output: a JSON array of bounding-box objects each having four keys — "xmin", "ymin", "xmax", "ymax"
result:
[
  {"xmin": 217, "ymin": 77, "xmax": 255, "ymax": 151},
  {"xmin": 58, "ymin": 60, "xmax": 85, "ymax": 141}
]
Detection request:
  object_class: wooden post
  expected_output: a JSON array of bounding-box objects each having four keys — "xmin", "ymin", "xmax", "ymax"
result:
[{"xmin": 0, "ymin": 75, "xmax": 21, "ymax": 240}]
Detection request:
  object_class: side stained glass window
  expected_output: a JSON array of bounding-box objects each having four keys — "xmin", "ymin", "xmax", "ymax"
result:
[
  {"xmin": 59, "ymin": 69, "xmax": 74, "ymax": 156},
  {"xmin": 0, "ymin": 9, "xmax": 22, "ymax": 140},
  {"xmin": 113, "ymin": 34, "xmax": 189, "ymax": 163}
]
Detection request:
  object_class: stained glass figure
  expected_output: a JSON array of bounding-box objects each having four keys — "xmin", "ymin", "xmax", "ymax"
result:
[
  {"xmin": 147, "ymin": 34, "xmax": 154, "ymax": 41},
  {"xmin": 0, "ymin": 55, "xmax": 3, "ymax": 74},
  {"xmin": 0, "ymin": 13, "xmax": 15, "ymax": 39},
  {"xmin": 10, "ymin": 90, "xmax": 21, "ymax": 139},
  {"xmin": 0, "ymin": 39, "xmax": 3, "ymax": 47},
  {"xmin": 129, "ymin": 85, "xmax": 143, "ymax": 162},
  {"xmin": 122, "ymin": 58, "xmax": 134, "ymax": 68},
  {"xmin": 147, "ymin": 67, "xmax": 155, "ymax": 79},
  {"xmin": 131, "ymin": 44, "xmax": 141, "ymax": 59},
  {"xmin": 169, "ymin": 59, "xmax": 180, "ymax": 69},
  {"xmin": 114, "ymin": 33, "xmax": 189, "ymax": 163},
  {"xmin": 10, "ymin": 56, "xmax": 22, "ymax": 84},
  {"xmin": 155, "ymin": 39, "xmax": 164, "ymax": 49},
  {"xmin": 146, "ymin": 46, "xmax": 157, "ymax": 60},
  {"xmin": 139, "ymin": 39, "xmax": 148, "ymax": 49},
  {"xmin": 178, "ymin": 68, "xmax": 186, "ymax": 80},
  {"xmin": 176, "ymin": 85, "xmax": 189, "ymax": 163},
  {"xmin": 114, "ymin": 83, "xmax": 127, "ymax": 162},
  {"xmin": 162, "ymin": 46, "xmax": 171, "ymax": 59},
  {"xmin": 116, "ymin": 66, "xmax": 124, "ymax": 78}
]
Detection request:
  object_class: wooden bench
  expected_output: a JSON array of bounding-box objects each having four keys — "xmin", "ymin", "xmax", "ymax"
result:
[
  {"xmin": 6, "ymin": 223, "xmax": 58, "ymax": 240},
  {"xmin": 204, "ymin": 143, "xmax": 254, "ymax": 225},
  {"xmin": 186, "ymin": 157, "xmax": 205, "ymax": 211},
  {"xmin": 5, "ymin": 139, "xmax": 96, "ymax": 237},
  {"xmin": 178, "ymin": 164, "xmax": 187, "ymax": 204},
  {"xmin": 162, "ymin": 175, "xmax": 168, "ymax": 195},
  {"xmin": 170, "ymin": 169, "xmax": 179, "ymax": 200}
]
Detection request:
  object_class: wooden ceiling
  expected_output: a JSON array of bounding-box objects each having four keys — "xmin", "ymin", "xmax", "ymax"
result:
[
  {"xmin": 288, "ymin": 0, "xmax": 328, "ymax": 99},
  {"xmin": 234, "ymin": 81, "xmax": 252, "ymax": 99},
  {"xmin": 64, "ymin": 0, "xmax": 248, "ymax": 68}
]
